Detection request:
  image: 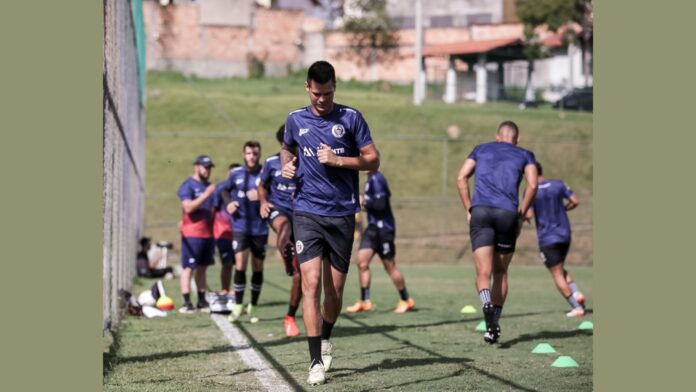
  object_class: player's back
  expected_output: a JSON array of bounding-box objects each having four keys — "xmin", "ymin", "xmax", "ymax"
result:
[{"xmin": 533, "ymin": 179, "xmax": 572, "ymax": 246}]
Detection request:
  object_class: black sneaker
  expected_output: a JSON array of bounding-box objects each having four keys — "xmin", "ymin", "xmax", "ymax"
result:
[
  {"xmin": 482, "ymin": 303, "xmax": 500, "ymax": 344},
  {"xmin": 197, "ymin": 299, "xmax": 211, "ymax": 313},
  {"xmin": 178, "ymin": 302, "xmax": 195, "ymax": 314}
]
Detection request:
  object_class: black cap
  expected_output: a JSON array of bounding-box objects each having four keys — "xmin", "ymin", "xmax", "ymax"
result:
[{"xmin": 193, "ymin": 155, "xmax": 215, "ymax": 168}]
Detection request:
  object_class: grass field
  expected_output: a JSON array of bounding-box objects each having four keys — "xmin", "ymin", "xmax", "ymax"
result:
[
  {"xmin": 143, "ymin": 71, "xmax": 592, "ymax": 265},
  {"xmin": 104, "ymin": 257, "xmax": 593, "ymax": 391}
]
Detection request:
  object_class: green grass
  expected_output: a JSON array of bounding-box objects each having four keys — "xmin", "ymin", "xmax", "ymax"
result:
[
  {"xmin": 143, "ymin": 71, "xmax": 592, "ymax": 265},
  {"xmin": 104, "ymin": 259, "xmax": 593, "ymax": 391}
]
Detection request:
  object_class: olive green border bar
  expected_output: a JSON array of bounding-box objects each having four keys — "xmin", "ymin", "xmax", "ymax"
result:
[
  {"xmin": 596, "ymin": 1, "xmax": 695, "ymax": 390},
  {"xmin": 0, "ymin": 2, "xmax": 102, "ymax": 391}
]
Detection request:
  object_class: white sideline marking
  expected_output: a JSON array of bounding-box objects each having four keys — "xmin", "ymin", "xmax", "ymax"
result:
[{"xmin": 211, "ymin": 314, "xmax": 292, "ymax": 392}]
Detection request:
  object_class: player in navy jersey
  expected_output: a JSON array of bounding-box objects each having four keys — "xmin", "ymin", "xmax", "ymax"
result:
[
  {"xmin": 346, "ymin": 169, "xmax": 415, "ymax": 314},
  {"xmin": 281, "ymin": 61, "xmax": 380, "ymax": 385},
  {"xmin": 456, "ymin": 121, "xmax": 538, "ymax": 344},
  {"xmin": 177, "ymin": 155, "xmax": 216, "ymax": 314},
  {"xmin": 524, "ymin": 162, "xmax": 586, "ymax": 317},
  {"xmin": 220, "ymin": 141, "xmax": 269, "ymax": 324},
  {"xmin": 212, "ymin": 163, "xmax": 241, "ymax": 294},
  {"xmin": 259, "ymin": 125, "xmax": 302, "ymax": 337}
]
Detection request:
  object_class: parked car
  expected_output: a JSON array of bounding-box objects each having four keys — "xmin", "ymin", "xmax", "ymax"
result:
[{"xmin": 553, "ymin": 88, "xmax": 593, "ymax": 111}]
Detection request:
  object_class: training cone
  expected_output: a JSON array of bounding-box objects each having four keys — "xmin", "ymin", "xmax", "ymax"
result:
[
  {"xmin": 531, "ymin": 343, "xmax": 556, "ymax": 354},
  {"xmin": 578, "ymin": 321, "xmax": 593, "ymax": 330},
  {"xmin": 475, "ymin": 321, "xmax": 486, "ymax": 332},
  {"xmin": 460, "ymin": 305, "xmax": 477, "ymax": 314},
  {"xmin": 551, "ymin": 356, "xmax": 579, "ymax": 368}
]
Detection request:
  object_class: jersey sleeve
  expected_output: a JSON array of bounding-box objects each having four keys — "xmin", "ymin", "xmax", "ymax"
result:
[
  {"xmin": 353, "ymin": 111, "xmax": 373, "ymax": 149},
  {"xmin": 562, "ymin": 182, "xmax": 574, "ymax": 198},
  {"xmin": 177, "ymin": 181, "xmax": 193, "ymax": 202},
  {"xmin": 259, "ymin": 160, "xmax": 273, "ymax": 185},
  {"xmin": 467, "ymin": 145, "xmax": 480, "ymax": 161},
  {"xmin": 525, "ymin": 150, "xmax": 537, "ymax": 166},
  {"xmin": 283, "ymin": 117, "xmax": 297, "ymax": 147}
]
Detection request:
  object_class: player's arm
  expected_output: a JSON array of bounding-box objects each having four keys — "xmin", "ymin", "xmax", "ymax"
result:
[
  {"xmin": 521, "ymin": 186, "xmax": 534, "ymax": 222},
  {"xmin": 219, "ymin": 178, "xmax": 240, "ymax": 214},
  {"xmin": 518, "ymin": 164, "xmax": 538, "ymax": 216},
  {"xmin": 258, "ymin": 180, "xmax": 273, "ymax": 219},
  {"xmin": 281, "ymin": 143, "xmax": 298, "ymax": 179},
  {"xmin": 181, "ymin": 184, "xmax": 215, "ymax": 214},
  {"xmin": 456, "ymin": 158, "xmax": 476, "ymax": 221},
  {"xmin": 565, "ymin": 194, "xmax": 579, "ymax": 211},
  {"xmin": 318, "ymin": 143, "xmax": 380, "ymax": 171}
]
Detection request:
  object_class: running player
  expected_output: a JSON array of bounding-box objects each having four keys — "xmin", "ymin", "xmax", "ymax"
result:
[
  {"xmin": 177, "ymin": 155, "xmax": 216, "ymax": 313},
  {"xmin": 346, "ymin": 169, "xmax": 415, "ymax": 314},
  {"xmin": 456, "ymin": 121, "xmax": 538, "ymax": 344},
  {"xmin": 281, "ymin": 61, "xmax": 380, "ymax": 385},
  {"xmin": 524, "ymin": 162, "xmax": 586, "ymax": 317},
  {"xmin": 259, "ymin": 125, "xmax": 302, "ymax": 337},
  {"xmin": 220, "ymin": 141, "xmax": 269, "ymax": 324}
]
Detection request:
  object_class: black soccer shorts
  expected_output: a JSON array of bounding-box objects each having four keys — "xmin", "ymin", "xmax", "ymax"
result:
[
  {"xmin": 539, "ymin": 242, "xmax": 571, "ymax": 268},
  {"xmin": 232, "ymin": 233, "xmax": 268, "ymax": 260},
  {"xmin": 469, "ymin": 205, "xmax": 520, "ymax": 254},
  {"xmin": 359, "ymin": 224, "xmax": 396, "ymax": 260},
  {"xmin": 293, "ymin": 211, "xmax": 355, "ymax": 274}
]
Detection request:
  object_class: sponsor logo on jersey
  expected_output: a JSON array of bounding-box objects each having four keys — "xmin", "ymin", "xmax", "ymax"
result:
[
  {"xmin": 235, "ymin": 179, "xmax": 244, "ymax": 185},
  {"xmin": 331, "ymin": 124, "xmax": 345, "ymax": 138},
  {"xmin": 299, "ymin": 128, "xmax": 309, "ymax": 136},
  {"xmin": 303, "ymin": 147, "xmax": 315, "ymax": 157}
]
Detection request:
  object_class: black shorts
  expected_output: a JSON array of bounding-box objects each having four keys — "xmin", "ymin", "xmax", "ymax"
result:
[
  {"xmin": 293, "ymin": 211, "xmax": 355, "ymax": 274},
  {"xmin": 232, "ymin": 233, "xmax": 268, "ymax": 260},
  {"xmin": 359, "ymin": 225, "xmax": 396, "ymax": 260},
  {"xmin": 469, "ymin": 206, "xmax": 520, "ymax": 254},
  {"xmin": 539, "ymin": 242, "xmax": 570, "ymax": 268}
]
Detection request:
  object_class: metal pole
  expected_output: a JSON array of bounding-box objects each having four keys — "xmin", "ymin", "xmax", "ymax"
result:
[{"xmin": 413, "ymin": 0, "xmax": 424, "ymax": 105}]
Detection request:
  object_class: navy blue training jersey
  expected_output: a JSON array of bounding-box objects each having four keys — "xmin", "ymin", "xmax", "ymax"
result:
[
  {"xmin": 532, "ymin": 179, "xmax": 574, "ymax": 247},
  {"xmin": 363, "ymin": 171, "xmax": 395, "ymax": 232},
  {"xmin": 284, "ymin": 104, "xmax": 374, "ymax": 216},
  {"xmin": 468, "ymin": 141, "xmax": 536, "ymax": 213},
  {"xmin": 220, "ymin": 166, "xmax": 269, "ymax": 236},
  {"xmin": 259, "ymin": 153, "xmax": 296, "ymax": 214}
]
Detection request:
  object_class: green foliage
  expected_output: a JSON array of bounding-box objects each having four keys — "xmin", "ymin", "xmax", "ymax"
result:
[
  {"xmin": 517, "ymin": 0, "xmax": 586, "ymax": 32},
  {"xmin": 341, "ymin": 0, "xmax": 398, "ymax": 64}
]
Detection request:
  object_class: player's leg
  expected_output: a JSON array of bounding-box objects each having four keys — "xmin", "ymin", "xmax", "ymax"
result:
[
  {"xmin": 247, "ymin": 237, "xmax": 267, "ymax": 323},
  {"xmin": 490, "ymin": 251, "xmax": 513, "ymax": 324},
  {"xmin": 285, "ymin": 270, "xmax": 302, "ymax": 337},
  {"xmin": 562, "ymin": 244, "xmax": 586, "ymax": 307},
  {"xmin": 300, "ymin": 256, "xmax": 325, "ymax": 384},
  {"xmin": 229, "ymin": 236, "xmax": 251, "ymax": 321},
  {"xmin": 217, "ymin": 238, "xmax": 234, "ymax": 293},
  {"xmin": 346, "ymin": 247, "xmax": 375, "ymax": 313},
  {"xmin": 192, "ymin": 238, "xmax": 215, "ymax": 312},
  {"xmin": 275, "ymin": 212, "xmax": 301, "ymax": 336},
  {"xmin": 487, "ymin": 208, "xmax": 519, "ymax": 342},
  {"xmin": 384, "ymin": 258, "xmax": 414, "ymax": 313},
  {"xmin": 272, "ymin": 214, "xmax": 295, "ymax": 275},
  {"xmin": 543, "ymin": 243, "xmax": 585, "ymax": 316},
  {"xmin": 178, "ymin": 236, "xmax": 196, "ymax": 313}
]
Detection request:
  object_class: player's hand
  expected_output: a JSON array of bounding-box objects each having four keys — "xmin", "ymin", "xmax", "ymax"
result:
[
  {"xmin": 359, "ymin": 194, "xmax": 365, "ymax": 208},
  {"xmin": 282, "ymin": 157, "xmax": 297, "ymax": 179},
  {"xmin": 318, "ymin": 143, "xmax": 339, "ymax": 166},
  {"xmin": 246, "ymin": 188, "xmax": 258, "ymax": 201},
  {"xmin": 467, "ymin": 211, "xmax": 472, "ymax": 224},
  {"xmin": 226, "ymin": 201, "xmax": 240, "ymax": 215},
  {"xmin": 260, "ymin": 202, "xmax": 273, "ymax": 219},
  {"xmin": 204, "ymin": 184, "xmax": 216, "ymax": 197}
]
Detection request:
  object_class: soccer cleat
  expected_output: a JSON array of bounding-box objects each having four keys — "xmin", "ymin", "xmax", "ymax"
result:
[
  {"xmin": 482, "ymin": 303, "xmax": 500, "ymax": 344},
  {"xmin": 394, "ymin": 298, "xmax": 416, "ymax": 313},
  {"xmin": 228, "ymin": 304, "xmax": 243, "ymax": 322},
  {"xmin": 566, "ymin": 307, "xmax": 586, "ymax": 317},
  {"xmin": 307, "ymin": 361, "xmax": 326, "ymax": 385},
  {"xmin": 346, "ymin": 299, "xmax": 374, "ymax": 313},
  {"xmin": 321, "ymin": 339, "xmax": 333, "ymax": 372},
  {"xmin": 284, "ymin": 315, "xmax": 300, "ymax": 337},
  {"xmin": 197, "ymin": 299, "xmax": 211, "ymax": 313},
  {"xmin": 574, "ymin": 292, "xmax": 586, "ymax": 308},
  {"xmin": 247, "ymin": 304, "xmax": 259, "ymax": 323},
  {"xmin": 178, "ymin": 303, "xmax": 195, "ymax": 314}
]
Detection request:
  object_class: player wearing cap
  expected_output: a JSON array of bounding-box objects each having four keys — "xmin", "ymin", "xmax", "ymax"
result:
[{"xmin": 177, "ymin": 155, "xmax": 216, "ymax": 313}]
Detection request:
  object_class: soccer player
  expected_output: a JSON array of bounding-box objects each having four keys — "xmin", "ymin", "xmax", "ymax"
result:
[
  {"xmin": 346, "ymin": 169, "xmax": 415, "ymax": 314},
  {"xmin": 456, "ymin": 121, "xmax": 538, "ymax": 344},
  {"xmin": 212, "ymin": 163, "xmax": 241, "ymax": 294},
  {"xmin": 177, "ymin": 155, "xmax": 216, "ymax": 313},
  {"xmin": 524, "ymin": 162, "xmax": 586, "ymax": 317},
  {"xmin": 281, "ymin": 61, "xmax": 380, "ymax": 385},
  {"xmin": 220, "ymin": 141, "xmax": 269, "ymax": 323},
  {"xmin": 258, "ymin": 125, "xmax": 302, "ymax": 337}
]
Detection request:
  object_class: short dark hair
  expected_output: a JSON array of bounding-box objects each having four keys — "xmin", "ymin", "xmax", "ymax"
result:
[
  {"xmin": 276, "ymin": 124, "xmax": 285, "ymax": 144},
  {"xmin": 535, "ymin": 162, "xmax": 543, "ymax": 176},
  {"xmin": 307, "ymin": 61, "xmax": 336, "ymax": 85},
  {"xmin": 243, "ymin": 140, "xmax": 261, "ymax": 151},
  {"xmin": 497, "ymin": 120, "xmax": 519, "ymax": 138},
  {"xmin": 228, "ymin": 163, "xmax": 241, "ymax": 170}
]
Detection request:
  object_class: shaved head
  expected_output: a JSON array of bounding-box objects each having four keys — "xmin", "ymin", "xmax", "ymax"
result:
[{"xmin": 496, "ymin": 121, "xmax": 520, "ymax": 144}]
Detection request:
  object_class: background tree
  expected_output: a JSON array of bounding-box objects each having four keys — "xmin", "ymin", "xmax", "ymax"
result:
[{"xmin": 341, "ymin": 0, "xmax": 399, "ymax": 81}]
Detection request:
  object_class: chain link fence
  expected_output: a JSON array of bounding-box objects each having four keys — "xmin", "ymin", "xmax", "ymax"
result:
[{"xmin": 103, "ymin": 0, "xmax": 146, "ymax": 332}]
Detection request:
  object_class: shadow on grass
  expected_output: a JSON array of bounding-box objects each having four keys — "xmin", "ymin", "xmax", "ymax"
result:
[
  {"xmin": 498, "ymin": 329, "xmax": 593, "ymax": 349},
  {"xmin": 331, "ymin": 356, "xmax": 473, "ymax": 379},
  {"xmin": 115, "ymin": 345, "xmax": 233, "ymax": 365},
  {"xmin": 103, "ymin": 329, "xmax": 120, "ymax": 380}
]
